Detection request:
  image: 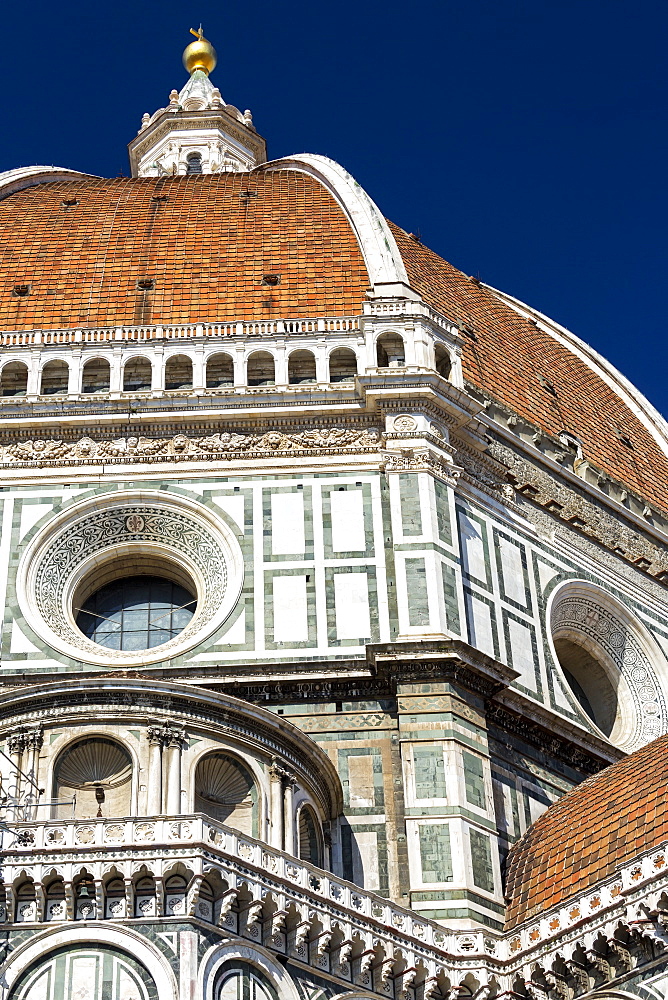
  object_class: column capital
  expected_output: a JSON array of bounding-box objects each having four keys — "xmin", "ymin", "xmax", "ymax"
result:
[
  {"xmin": 147, "ymin": 721, "xmax": 186, "ymax": 749},
  {"xmin": 7, "ymin": 733, "xmax": 26, "ymax": 756}
]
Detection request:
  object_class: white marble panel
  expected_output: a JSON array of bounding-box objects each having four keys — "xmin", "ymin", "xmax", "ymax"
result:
[
  {"xmin": 498, "ymin": 536, "xmax": 526, "ymax": 605},
  {"xmin": 271, "ymin": 492, "xmax": 305, "ymax": 555},
  {"xmin": 465, "ymin": 593, "xmax": 495, "ymax": 658},
  {"xmin": 460, "ymin": 513, "xmax": 487, "ymax": 583},
  {"xmin": 330, "ymin": 489, "xmax": 365, "ymax": 552},
  {"xmin": 507, "ymin": 617, "xmax": 537, "ymax": 690},
  {"xmin": 19, "ymin": 503, "xmax": 52, "ymax": 540},
  {"xmin": 334, "ymin": 572, "xmax": 370, "ymax": 640},
  {"xmin": 273, "ymin": 575, "xmax": 308, "ymax": 643}
]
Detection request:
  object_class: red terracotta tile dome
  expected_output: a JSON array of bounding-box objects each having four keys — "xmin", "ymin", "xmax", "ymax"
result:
[
  {"xmin": 504, "ymin": 732, "xmax": 668, "ymax": 929},
  {"xmin": 2, "ymin": 167, "xmax": 668, "ymax": 514}
]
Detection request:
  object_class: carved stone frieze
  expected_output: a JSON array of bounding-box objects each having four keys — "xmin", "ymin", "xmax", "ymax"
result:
[{"xmin": 0, "ymin": 425, "xmax": 383, "ymax": 467}]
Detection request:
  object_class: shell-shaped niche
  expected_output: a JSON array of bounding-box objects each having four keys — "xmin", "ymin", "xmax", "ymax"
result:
[
  {"xmin": 54, "ymin": 738, "xmax": 132, "ymax": 820},
  {"xmin": 194, "ymin": 752, "xmax": 257, "ymax": 836}
]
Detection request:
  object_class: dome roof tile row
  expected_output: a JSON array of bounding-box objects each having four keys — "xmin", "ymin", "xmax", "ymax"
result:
[
  {"xmin": 0, "ymin": 173, "xmax": 369, "ymax": 328},
  {"xmin": 2, "ymin": 170, "xmax": 668, "ymax": 515}
]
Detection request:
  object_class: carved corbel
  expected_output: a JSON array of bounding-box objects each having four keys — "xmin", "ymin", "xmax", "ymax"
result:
[
  {"xmin": 607, "ymin": 938, "xmax": 633, "ymax": 972},
  {"xmin": 239, "ymin": 900, "xmax": 264, "ymax": 940},
  {"xmin": 331, "ymin": 941, "xmax": 353, "ymax": 978},
  {"xmin": 354, "ymin": 951, "xmax": 375, "ymax": 989},
  {"xmin": 288, "ymin": 919, "xmax": 312, "ymax": 959}
]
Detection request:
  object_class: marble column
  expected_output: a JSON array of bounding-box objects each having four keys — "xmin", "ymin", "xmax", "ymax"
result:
[
  {"xmin": 164, "ymin": 727, "xmax": 185, "ymax": 816},
  {"xmin": 147, "ymin": 729, "xmax": 163, "ymax": 815},
  {"xmin": 269, "ymin": 762, "xmax": 285, "ymax": 850},
  {"xmin": 283, "ymin": 774, "xmax": 296, "ymax": 855}
]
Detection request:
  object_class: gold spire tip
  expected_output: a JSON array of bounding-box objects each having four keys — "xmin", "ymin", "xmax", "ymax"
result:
[{"xmin": 183, "ymin": 26, "xmax": 217, "ymax": 76}]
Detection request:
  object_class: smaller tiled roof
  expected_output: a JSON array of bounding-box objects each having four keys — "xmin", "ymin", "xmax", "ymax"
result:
[{"xmin": 504, "ymin": 733, "xmax": 668, "ymax": 929}]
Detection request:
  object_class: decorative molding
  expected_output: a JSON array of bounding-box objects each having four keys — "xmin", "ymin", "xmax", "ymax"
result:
[{"xmin": 0, "ymin": 426, "xmax": 383, "ymax": 467}]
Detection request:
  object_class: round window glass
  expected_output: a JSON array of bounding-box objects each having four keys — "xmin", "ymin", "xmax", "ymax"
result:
[{"xmin": 76, "ymin": 575, "xmax": 196, "ymax": 651}]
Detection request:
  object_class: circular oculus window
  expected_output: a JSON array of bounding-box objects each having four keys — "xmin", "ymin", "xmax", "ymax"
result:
[{"xmin": 18, "ymin": 491, "xmax": 243, "ymax": 665}]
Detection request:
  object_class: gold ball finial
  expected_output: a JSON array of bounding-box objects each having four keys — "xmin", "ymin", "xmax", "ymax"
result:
[{"xmin": 183, "ymin": 26, "xmax": 217, "ymax": 76}]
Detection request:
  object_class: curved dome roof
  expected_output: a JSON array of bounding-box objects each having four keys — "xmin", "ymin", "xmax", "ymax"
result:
[
  {"xmin": 2, "ymin": 162, "xmax": 668, "ymax": 512},
  {"xmin": 504, "ymin": 732, "xmax": 668, "ymax": 929}
]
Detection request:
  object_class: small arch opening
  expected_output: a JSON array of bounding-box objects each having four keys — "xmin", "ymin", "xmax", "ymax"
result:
[
  {"xmin": 15, "ymin": 879, "xmax": 36, "ymax": 923},
  {"xmin": 207, "ymin": 352, "xmax": 234, "ymax": 388},
  {"xmin": 376, "ymin": 332, "xmax": 405, "ymax": 368},
  {"xmin": 186, "ymin": 152, "xmax": 203, "ymax": 175},
  {"xmin": 288, "ymin": 350, "xmax": 316, "ymax": 385},
  {"xmin": 123, "ymin": 356, "xmax": 152, "ymax": 392},
  {"xmin": 329, "ymin": 347, "xmax": 357, "ymax": 383},
  {"xmin": 82, "ymin": 357, "xmax": 110, "ymax": 394},
  {"xmin": 0, "ymin": 361, "xmax": 28, "ymax": 396},
  {"xmin": 165, "ymin": 354, "xmax": 193, "ymax": 390},
  {"xmin": 134, "ymin": 873, "xmax": 157, "ymax": 918},
  {"xmin": 434, "ymin": 344, "xmax": 452, "ymax": 380},
  {"xmin": 194, "ymin": 752, "xmax": 258, "ymax": 836},
  {"xmin": 40, "ymin": 360, "xmax": 69, "ymax": 395},
  {"xmin": 247, "ymin": 351, "xmax": 275, "ymax": 387},
  {"xmin": 104, "ymin": 875, "xmax": 126, "ymax": 919},
  {"xmin": 298, "ymin": 805, "xmax": 322, "ymax": 867}
]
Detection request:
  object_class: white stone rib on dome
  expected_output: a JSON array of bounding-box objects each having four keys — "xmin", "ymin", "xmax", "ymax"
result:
[
  {"xmin": 0, "ymin": 166, "xmax": 100, "ymax": 202},
  {"xmin": 257, "ymin": 153, "xmax": 410, "ymax": 290},
  {"xmin": 486, "ymin": 281, "xmax": 668, "ymax": 462}
]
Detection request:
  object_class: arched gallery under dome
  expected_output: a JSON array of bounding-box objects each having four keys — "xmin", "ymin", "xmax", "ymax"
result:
[{"xmin": 1, "ymin": 25, "xmax": 668, "ymax": 1000}]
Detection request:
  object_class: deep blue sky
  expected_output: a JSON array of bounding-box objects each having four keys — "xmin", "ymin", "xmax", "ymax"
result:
[{"xmin": 3, "ymin": 1, "xmax": 666, "ymax": 416}]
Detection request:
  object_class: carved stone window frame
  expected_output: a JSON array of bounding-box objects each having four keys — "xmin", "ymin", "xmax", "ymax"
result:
[
  {"xmin": 17, "ymin": 490, "xmax": 244, "ymax": 666},
  {"xmin": 547, "ymin": 579, "xmax": 668, "ymax": 752}
]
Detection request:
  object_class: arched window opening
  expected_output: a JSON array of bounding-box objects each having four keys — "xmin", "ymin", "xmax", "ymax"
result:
[
  {"xmin": 186, "ymin": 152, "xmax": 203, "ymax": 175},
  {"xmin": 288, "ymin": 350, "xmax": 316, "ymax": 385},
  {"xmin": 165, "ymin": 354, "xmax": 193, "ymax": 390},
  {"xmin": 164, "ymin": 874, "xmax": 188, "ymax": 918},
  {"xmin": 376, "ymin": 332, "xmax": 405, "ymax": 368},
  {"xmin": 216, "ymin": 965, "xmax": 277, "ymax": 1000},
  {"xmin": 15, "ymin": 880, "xmax": 36, "ymax": 923},
  {"xmin": 247, "ymin": 351, "xmax": 275, "ymax": 387},
  {"xmin": 104, "ymin": 876, "xmax": 126, "ymax": 919},
  {"xmin": 207, "ymin": 353, "xmax": 234, "ymax": 388},
  {"xmin": 328, "ymin": 347, "xmax": 357, "ymax": 383},
  {"xmin": 123, "ymin": 356, "xmax": 152, "ymax": 392},
  {"xmin": 82, "ymin": 357, "xmax": 110, "ymax": 394},
  {"xmin": 40, "ymin": 360, "xmax": 69, "ymax": 395},
  {"xmin": 298, "ymin": 805, "xmax": 322, "ymax": 867},
  {"xmin": 74, "ymin": 874, "xmax": 96, "ymax": 920},
  {"xmin": 0, "ymin": 361, "xmax": 28, "ymax": 396},
  {"xmin": 434, "ymin": 344, "xmax": 452, "ymax": 380},
  {"xmin": 44, "ymin": 877, "xmax": 66, "ymax": 922},
  {"xmin": 194, "ymin": 753, "xmax": 258, "ymax": 836},
  {"xmin": 553, "ymin": 637, "xmax": 618, "ymax": 737},
  {"xmin": 53, "ymin": 738, "xmax": 132, "ymax": 820},
  {"xmin": 9, "ymin": 945, "xmax": 157, "ymax": 999},
  {"xmin": 134, "ymin": 874, "xmax": 157, "ymax": 918}
]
